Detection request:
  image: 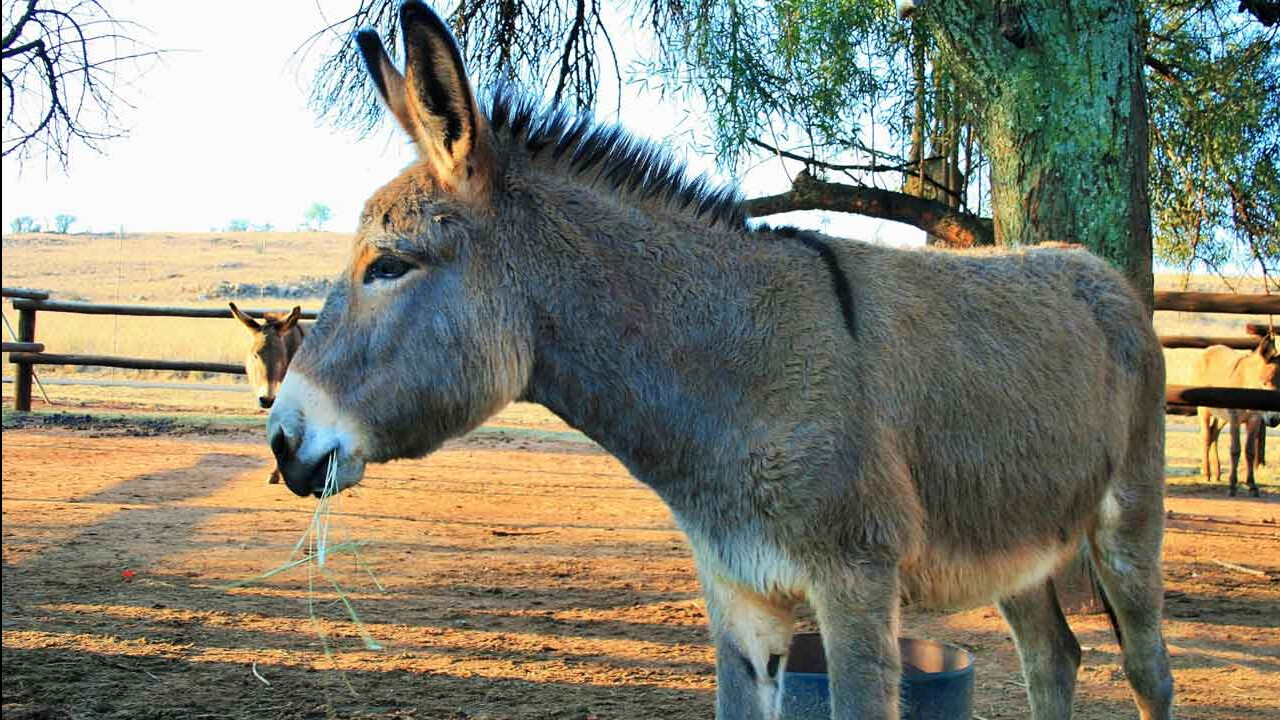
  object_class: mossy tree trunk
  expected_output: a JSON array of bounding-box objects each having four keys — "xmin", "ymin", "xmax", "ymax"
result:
[{"xmin": 923, "ymin": 0, "xmax": 1154, "ymax": 306}]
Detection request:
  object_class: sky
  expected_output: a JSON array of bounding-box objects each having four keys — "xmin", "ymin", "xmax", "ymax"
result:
[{"xmin": 1, "ymin": 0, "xmax": 925, "ymax": 246}]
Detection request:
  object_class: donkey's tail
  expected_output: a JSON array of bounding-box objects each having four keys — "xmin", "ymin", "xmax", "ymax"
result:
[{"xmin": 1087, "ymin": 550, "xmax": 1124, "ymax": 649}]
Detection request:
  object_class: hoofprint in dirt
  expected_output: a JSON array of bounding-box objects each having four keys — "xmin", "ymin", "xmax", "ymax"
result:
[{"xmin": 3, "ymin": 407, "xmax": 1278, "ymax": 720}]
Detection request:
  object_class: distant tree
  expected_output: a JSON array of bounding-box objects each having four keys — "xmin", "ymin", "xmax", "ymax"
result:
[
  {"xmin": 304, "ymin": 202, "xmax": 331, "ymax": 231},
  {"xmin": 226, "ymin": 218, "xmax": 250, "ymax": 232},
  {"xmin": 2, "ymin": 1, "xmax": 163, "ymax": 167},
  {"xmin": 252, "ymin": 222, "xmax": 275, "ymax": 232},
  {"xmin": 9, "ymin": 215, "xmax": 36, "ymax": 233},
  {"xmin": 53, "ymin": 213, "xmax": 75, "ymax": 233}
]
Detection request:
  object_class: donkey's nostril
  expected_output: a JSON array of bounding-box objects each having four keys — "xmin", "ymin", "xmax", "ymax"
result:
[{"xmin": 270, "ymin": 427, "xmax": 296, "ymax": 467}]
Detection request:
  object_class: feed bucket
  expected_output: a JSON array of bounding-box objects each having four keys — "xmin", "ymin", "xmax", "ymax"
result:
[{"xmin": 781, "ymin": 632, "xmax": 975, "ymax": 720}]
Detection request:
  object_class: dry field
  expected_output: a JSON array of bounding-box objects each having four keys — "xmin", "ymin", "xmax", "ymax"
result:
[{"xmin": 2, "ymin": 231, "xmax": 1279, "ymax": 719}]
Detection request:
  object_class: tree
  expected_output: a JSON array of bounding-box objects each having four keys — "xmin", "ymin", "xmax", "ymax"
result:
[
  {"xmin": 226, "ymin": 218, "xmax": 250, "ymax": 232},
  {"xmin": 2, "ymin": 1, "xmax": 162, "ymax": 167},
  {"xmin": 307, "ymin": 1, "xmax": 1278, "ymax": 280},
  {"xmin": 53, "ymin": 212, "xmax": 74, "ymax": 233},
  {"xmin": 305, "ymin": 202, "xmax": 331, "ymax": 231},
  {"xmin": 9, "ymin": 215, "xmax": 36, "ymax": 233}
]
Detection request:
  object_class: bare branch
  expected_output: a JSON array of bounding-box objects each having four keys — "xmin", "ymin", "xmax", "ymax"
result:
[
  {"xmin": 2, "ymin": 0, "xmax": 161, "ymax": 168},
  {"xmin": 744, "ymin": 170, "xmax": 994, "ymax": 248}
]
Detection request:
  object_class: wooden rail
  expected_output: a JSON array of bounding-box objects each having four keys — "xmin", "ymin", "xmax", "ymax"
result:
[
  {"xmin": 8, "ymin": 352, "xmax": 244, "ymax": 375},
  {"xmin": 2, "ymin": 342, "xmax": 45, "ymax": 353},
  {"xmin": 1166, "ymin": 385, "xmax": 1280, "ymax": 413},
  {"xmin": 9, "ymin": 298, "xmax": 319, "ymax": 320},
  {"xmin": 1154, "ymin": 291, "xmax": 1280, "ymax": 315},
  {"xmin": 1, "ymin": 287, "xmax": 50, "ymax": 300},
  {"xmin": 1159, "ymin": 335, "xmax": 1261, "ymax": 350}
]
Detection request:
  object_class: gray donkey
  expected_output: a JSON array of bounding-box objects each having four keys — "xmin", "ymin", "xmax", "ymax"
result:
[{"xmin": 267, "ymin": 4, "xmax": 1173, "ymax": 719}]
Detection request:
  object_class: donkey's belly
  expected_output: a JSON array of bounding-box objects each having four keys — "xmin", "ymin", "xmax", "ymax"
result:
[{"xmin": 899, "ymin": 539, "xmax": 1080, "ymax": 610}]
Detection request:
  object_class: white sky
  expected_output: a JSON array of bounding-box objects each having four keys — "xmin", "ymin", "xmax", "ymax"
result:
[{"xmin": 1, "ymin": 0, "xmax": 924, "ymax": 247}]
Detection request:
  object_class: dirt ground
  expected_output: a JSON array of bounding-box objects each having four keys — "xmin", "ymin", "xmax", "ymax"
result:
[{"xmin": 2, "ymin": 403, "xmax": 1278, "ymax": 720}]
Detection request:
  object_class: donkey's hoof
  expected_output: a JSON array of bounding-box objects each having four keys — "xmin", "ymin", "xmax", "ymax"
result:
[
  {"xmin": 268, "ymin": 474, "xmax": 281, "ymax": 484},
  {"xmin": 1250, "ymin": 486, "xmax": 1261, "ymax": 498},
  {"xmin": 1229, "ymin": 487, "xmax": 1238, "ymax": 497}
]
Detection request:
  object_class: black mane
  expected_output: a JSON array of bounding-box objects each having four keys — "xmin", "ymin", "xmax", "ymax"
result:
[{"xmin": 484, "ymin": 86, "xmax": 746, "ymax": 230}]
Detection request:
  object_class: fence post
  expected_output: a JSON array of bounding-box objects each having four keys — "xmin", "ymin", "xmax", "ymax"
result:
[{"xmin": 13, "ymin": 307, "xmax": 36, "ymax": 411}]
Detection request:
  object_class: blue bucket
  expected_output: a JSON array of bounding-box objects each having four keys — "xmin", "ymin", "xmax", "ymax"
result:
[{"xmin": 781, "ymin": 632, "xmax": 975, "ymax": 720}]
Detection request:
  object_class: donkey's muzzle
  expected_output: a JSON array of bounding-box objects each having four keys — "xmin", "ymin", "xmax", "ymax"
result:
[{"xmin": 269, "ymin": 427, "xmax": 323, "ymax": 497}]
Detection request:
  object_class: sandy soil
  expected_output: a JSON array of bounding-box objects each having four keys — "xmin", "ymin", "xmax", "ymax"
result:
[{"xmin": 2, "ymin": 404, "xmax": 1278, "ymax": 720}]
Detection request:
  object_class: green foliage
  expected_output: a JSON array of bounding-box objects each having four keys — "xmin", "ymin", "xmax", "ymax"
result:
[
  {"xmin": 305, "ymin": 203, "xmax": 332, "ymax": 231},
  {"xmin": 1146, "ymin": 1, "xmax": 1279, "ymax": 280},
  {"xmin": 226, "ymin": 218, "xmax": 250, "ymax": 232},
  {"xmin": 53, "ymin": 214, "xmax": 76, "ymax": 233},
  {"xmin": 652, "ymin": 0, "xmax": 909, "ymax": 166},
  {"xmin": 9, "ymin": 215, "xmax": 36, "ymax": 233}
]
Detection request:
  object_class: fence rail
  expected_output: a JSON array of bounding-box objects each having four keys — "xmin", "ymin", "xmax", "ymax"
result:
[
  {"xmin": 1, "ymin": 342, "xmax": 44, "ymax": 353},
  {"xmin": 6, "ymin": 288, "xmax": 1280, "ymax": 413},
  {"xmin": 7, "ymin": 352, "xmax": 244, "ymax": 375},
  {"xmin": 1153, "ymin": 291, "xmax": 1280, "ymax": 315},
  {"xmin": 1165, "ymin": 385, "xmax": 1280, "ymax": 413},
  {"xmin": 9, "ymin": 297, "xmax": 319, "ymax": 320},
  {"xmin": 1, "ymin": 287, "xmax": 50, "ymax": 301},
  {"xmin": 1158, "ymin": 335, "xmax": 1262, "ymax": 350}
]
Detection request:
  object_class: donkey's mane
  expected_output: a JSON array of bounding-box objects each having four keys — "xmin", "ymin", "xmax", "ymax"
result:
[{"xmin": 485, "ymin": 86, "xmax": 746, "ymax": 230}]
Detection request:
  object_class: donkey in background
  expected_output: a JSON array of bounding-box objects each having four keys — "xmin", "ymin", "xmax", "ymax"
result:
[
  {"xmin": 265, "ymin": 4, "xmax": 1173, "ymax": 719},
  {"xmin": 1193, "ymin": 334, "xmax": 1279, "ymax": 497},
  {"xmin": 230, "ymin": 302, "xmax": 305, "ymax": 484}
]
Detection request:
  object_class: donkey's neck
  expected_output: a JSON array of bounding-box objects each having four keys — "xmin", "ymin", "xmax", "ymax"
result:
[{"xmin": 515, "ymin": 192, "xmax": 842, "ymax": 494}]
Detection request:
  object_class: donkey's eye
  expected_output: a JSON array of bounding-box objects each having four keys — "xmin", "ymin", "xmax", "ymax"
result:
[{"xmin": 364, "ymin": 256, "xmax": 413, "ymax": 283}]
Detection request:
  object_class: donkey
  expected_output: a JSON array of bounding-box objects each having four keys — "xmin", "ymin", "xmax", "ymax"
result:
[
  {"xmin": 231, "ymin": 302, "xmax": 305, "ymax": 485},
  {"xmin": 266, "ymin": 4, "xmax": 1173, "ymax": 719},
  {"xmin": 1192, "ymin": 334, "xmax": 1279, "ymax": 497}
]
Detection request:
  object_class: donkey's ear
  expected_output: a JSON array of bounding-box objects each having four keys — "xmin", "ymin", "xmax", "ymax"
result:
[
  {"xmin": 278, "ymin": 306, "xmax": 302, "ymax": 333},
  {"xmin": 398, "ymin": 1, "xmax": 492, "ymax": 193},
  {"xmin": 1259, "ymin": 334, "xmax": 1279, "ymax": 361},
  {"xmin": 356, "ymin": 29, "xmax": 416, "ymax": 141},
  {"xmin": 229, "ymin": 302, "xmax": 261, "ymax": 332}
]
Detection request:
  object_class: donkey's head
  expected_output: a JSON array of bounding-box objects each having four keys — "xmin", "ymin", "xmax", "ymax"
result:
[
  {"xmin": 1247, "ymin": 332, "xmax": 1280, "ymax": 389},
  {"xmin": 267, "ymin": 2, "xmax": 534, "ymax": 497},
  {"xmin": 231, "ymin": 303, "xmax": 303, "ymax": 408}
]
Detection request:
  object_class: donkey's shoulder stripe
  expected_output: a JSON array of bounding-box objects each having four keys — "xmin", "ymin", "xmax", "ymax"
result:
[{"xmin": 770, "ymin": 226, "xmax": 857, "ymax": 341}]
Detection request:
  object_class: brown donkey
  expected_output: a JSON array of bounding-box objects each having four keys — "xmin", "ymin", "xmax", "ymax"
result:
[
  {"xmin": 1192, "ymin": 335, "xmax": 1279, "ymax": 497},
  {"xmin": 267, "ymin": 4, "xmax": 1172, "ymax": 719},
  {"xmin": 231, "ymin": 302, "xmax": 305, "ymax": 484}
]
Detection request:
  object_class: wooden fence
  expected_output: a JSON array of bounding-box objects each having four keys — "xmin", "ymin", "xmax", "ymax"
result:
[{"xmin": 5, "ymin": 286, "xmax": 1280, "ymax": 413}]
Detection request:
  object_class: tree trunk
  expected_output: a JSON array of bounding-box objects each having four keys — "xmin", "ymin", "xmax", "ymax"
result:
[{"xmin": 924, "ymin": 0, "xmax": 1153, "ymax": 306}]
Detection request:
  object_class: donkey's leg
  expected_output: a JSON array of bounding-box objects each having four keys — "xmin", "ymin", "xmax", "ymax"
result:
[
  {"xmin": 1245, "ymin": 415, "xmax": 1263, "ymax": 497},
  {"xmin": 1256, "ymin": 420, "xmax": 1267, "ymax": 467},
  {"xmin": 1228, "ymin": 414, "xmax": 1243, "ymax": 496},
  {"xmin": 810, "ymin": 563, "xmax": 900, "ymax": 720},
  {"xmin": 1199, "ymin": 409, "xmax": 1219, "ymax": 483},
  {"xmin": 700, "ymin": 570, "xmax": 797, "ymax": 720},
  {"xmin": 997, "ymin": 580, "xmax": 1081, "ymax": 720},
  {"xmin": 1090, "ymin": 431, "xmax": 1174, "ymax": 720}
]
